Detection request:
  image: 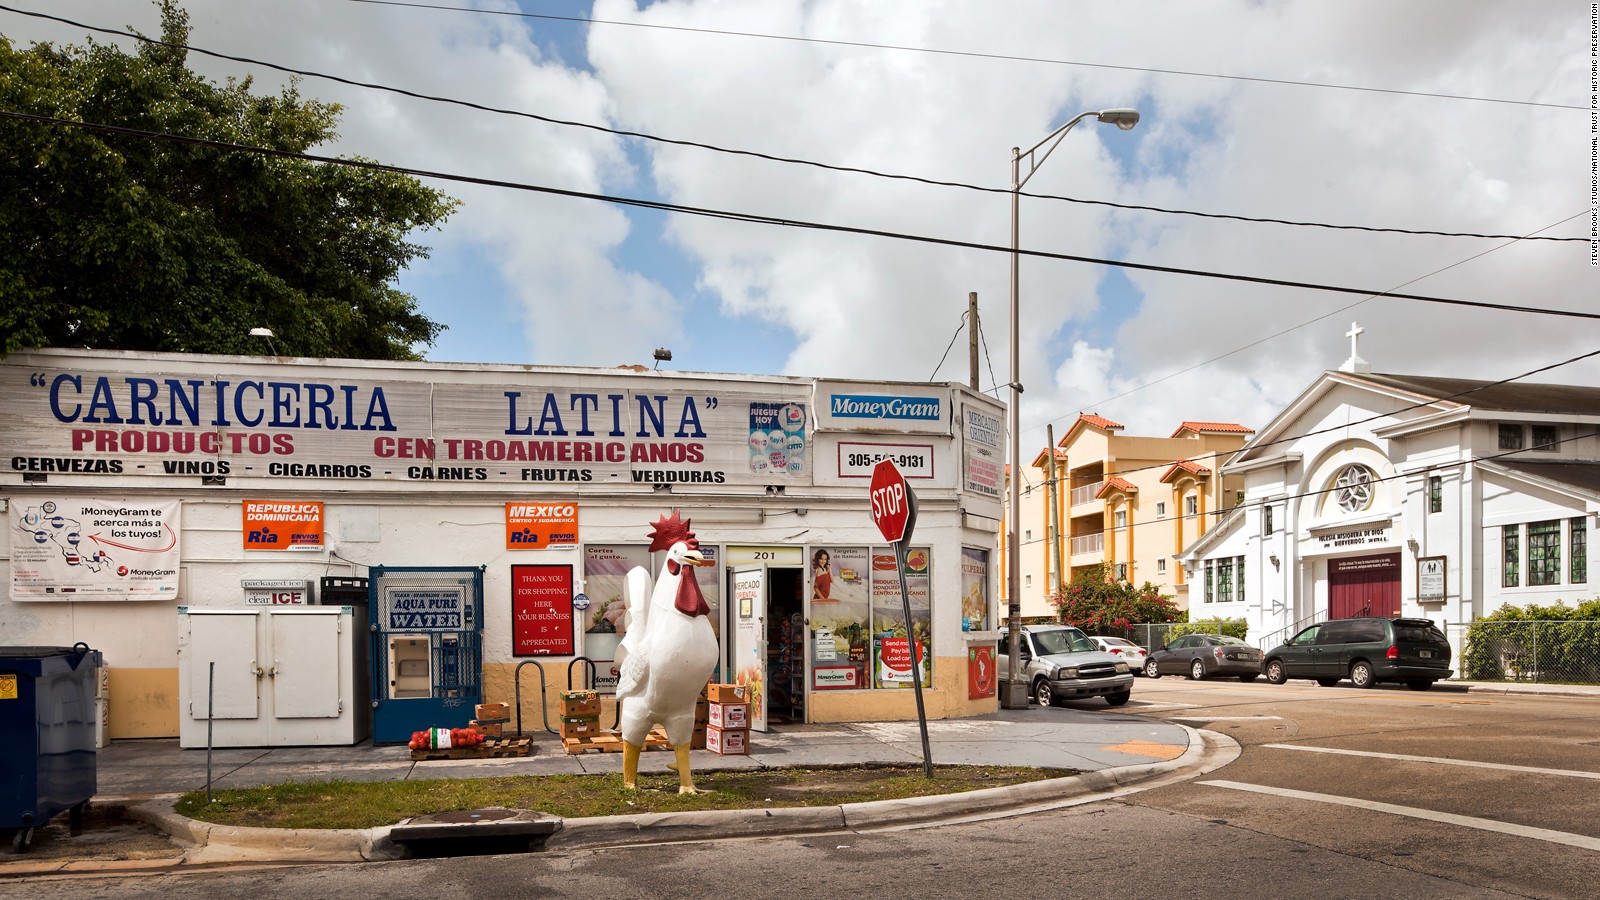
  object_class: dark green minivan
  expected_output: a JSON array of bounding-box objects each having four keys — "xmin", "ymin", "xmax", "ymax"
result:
[{"xmin": 1262, "ymin": 617, "xmax": 1453, "ymax": 690}]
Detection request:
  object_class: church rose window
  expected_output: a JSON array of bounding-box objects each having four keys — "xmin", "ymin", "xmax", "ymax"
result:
[{"xmin": 1332, "ymin": 464, "xmax": 1376, "ymax": 514}]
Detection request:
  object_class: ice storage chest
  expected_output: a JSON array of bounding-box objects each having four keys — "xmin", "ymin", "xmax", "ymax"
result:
[{"xmin": 0, "ymin": 644, "xmax": 103, "ymax": 852}]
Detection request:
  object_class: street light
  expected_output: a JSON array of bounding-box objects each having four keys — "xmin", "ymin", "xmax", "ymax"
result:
[
  {"xmin": 249, "ymin": 327, "xmax": 280, "ymax": 356},
  {"xmin": 1002, "ymin": 108, "xmax": 1140, "ymax": 710}
]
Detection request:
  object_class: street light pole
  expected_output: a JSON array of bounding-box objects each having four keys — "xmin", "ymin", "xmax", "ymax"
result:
[{"xmin": 1002, "ymin": 108, "xmax": 1140, "ymax": 710}]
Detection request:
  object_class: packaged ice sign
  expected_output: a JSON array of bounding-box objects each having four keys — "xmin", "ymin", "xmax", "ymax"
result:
[{"xmin": 242, "ymin": 578, "xmax": 313, "ymax": 606}]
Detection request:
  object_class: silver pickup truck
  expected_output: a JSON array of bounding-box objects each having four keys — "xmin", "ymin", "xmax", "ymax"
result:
[{"xmin": 998, "ymin": 624, "xmax": 1134, "ymax": 706}]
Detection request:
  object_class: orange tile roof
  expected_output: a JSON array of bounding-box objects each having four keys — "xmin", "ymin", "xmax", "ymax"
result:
[
  {"xmin": 1078, "ymin": 413, "xmax": 1124, "ymax": 432},
  {"xmin": 1030, "ymin": 447, "xmax": 1069, "ymax": 468},
  {"xmin": 1096, "ymin": 476, "xmax": 1138, "ymax": 498},
  {"xmin": 1170, "ymin": 421, "xmax": 1255, "ymax": 438},
  {"xmin": 1160, "ymin": 460, "xmax": 1212, "ymax": 482}
]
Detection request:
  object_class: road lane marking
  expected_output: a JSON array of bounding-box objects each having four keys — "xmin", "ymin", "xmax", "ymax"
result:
[
  {"xmin": 1263, "ymin": 743, "xmax": 1600, "ymax": 779},
  {"xmin": 1199, "ymin": 779, "xmax": 1600, "ymax": 850}
]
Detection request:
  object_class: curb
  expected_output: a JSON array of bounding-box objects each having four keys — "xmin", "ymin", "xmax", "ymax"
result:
[{"xmin": 103, "ymin": 725, "xmax": 1236, "ymax": 862}]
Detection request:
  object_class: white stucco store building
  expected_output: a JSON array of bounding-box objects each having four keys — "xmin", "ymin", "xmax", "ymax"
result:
[
  {"xmin": 1180, "ymin": 355, "xmax": 1600, "ymax": 658},
  {"xmin": 1, "ymin": 349, "xmax": 1006, "ymax": 743}
]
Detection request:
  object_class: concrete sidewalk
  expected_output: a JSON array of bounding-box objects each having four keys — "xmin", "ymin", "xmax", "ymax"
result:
[
  {"xmin": 6, "ymin": 678, "xmax": 1591, "ymax": 876},
  {"xmin": 1, "ymin": 707, "xmax": 1231, "ymax": 875}
]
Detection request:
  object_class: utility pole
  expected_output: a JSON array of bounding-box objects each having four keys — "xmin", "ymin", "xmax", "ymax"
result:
[
  {"xmin": 967, "ymin": 292, "xmax": 980, "ymax": 391},
  {"xmin": 1046, "ymin": 424, "xmax": 1064, "ymax": 599}
]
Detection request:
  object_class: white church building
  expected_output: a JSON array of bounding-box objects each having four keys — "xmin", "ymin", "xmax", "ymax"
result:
[{"xmin": 1179, "ymin": 325, "xmax": 1600, "ymax": 657}]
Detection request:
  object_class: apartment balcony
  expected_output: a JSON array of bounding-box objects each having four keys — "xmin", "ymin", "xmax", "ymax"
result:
[
  {"xmin": 1069, "ymin": 481, "xmax": 1104, "ymax": 507},
  {"xmin": 1069, "ymin": 531, "xmax": 1104, "ymax": 558}
]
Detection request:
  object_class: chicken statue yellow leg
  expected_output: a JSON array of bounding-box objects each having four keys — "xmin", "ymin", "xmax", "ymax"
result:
[
  {"xmin": 674, "ymin": 744, "xmax": 699, "ymax": 794},
  {"xmin": 622, "ymin": 741, "xmax": 641, "ymax": 790}
]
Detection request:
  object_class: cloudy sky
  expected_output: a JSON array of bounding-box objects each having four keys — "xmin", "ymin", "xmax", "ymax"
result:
[{"xmin": 8, "ymin": 0, "xmax": 1595, "ymax": 460}]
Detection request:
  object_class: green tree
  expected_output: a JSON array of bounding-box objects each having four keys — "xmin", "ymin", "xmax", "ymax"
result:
[
  {"xmin": 0, "ymin": 2, "xmax": 457, "ymax": 359},
  {"xmin": 1051, "ymin": 563, "xmax": 1183, "ymax": 635}
]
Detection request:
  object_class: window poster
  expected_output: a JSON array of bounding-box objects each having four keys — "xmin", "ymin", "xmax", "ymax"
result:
[
  {"xmin": 809, "ymin": 546, "xmax": 871, "ymax": 686},
  {"xmin": 961, "ymin": 547, "xmax": 990, "ymax": 631},
  {"xmin": 581, "ymin": 545, "xmax": 649, "ymax": 693},
  {"xmin": 511, "ymin": 564, "xmax": 574, "ymax": 656},
  {"xmin": 871, "ymin": 546, "xmax": 932, "ymax": 688}
]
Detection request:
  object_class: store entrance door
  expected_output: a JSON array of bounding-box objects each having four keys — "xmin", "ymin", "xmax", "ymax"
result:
[
  {"xmin": 731, "ymin": 567, "xmax": 769, "ymax": 732},
  {"xmin": 765, "ymin": 567, "xmax": 805, "ymax": 726}
]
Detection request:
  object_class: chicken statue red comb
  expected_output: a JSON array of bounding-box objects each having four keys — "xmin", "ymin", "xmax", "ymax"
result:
[{"xmin": 646, "ymin": 511, "xmax": 698, "ymax": 553}]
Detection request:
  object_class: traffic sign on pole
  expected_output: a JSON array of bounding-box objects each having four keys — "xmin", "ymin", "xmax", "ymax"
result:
[
  {"xmin": 865, "ymin": 458, "xmax": 931, "ymax": 776},
  {"xmin": 869, "ymin": 459, "xmax": 914, "ymax": 544}
]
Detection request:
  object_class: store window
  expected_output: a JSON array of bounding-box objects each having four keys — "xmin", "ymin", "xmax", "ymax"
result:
[
  {"xmin": 1429, "ymin": 476, "xmax": 1442, "ymax": 514},
  {"xmin": 960, "ymin": 548, "xmax": 991, "ymax": 632},
  {"xmin": 1203, "ymin": 560, "xmax": 1213, "ymax": 602},
  {"xmin": 1528, "ymin": 520, "xmax": 1561, "ymax": 586},
  {"xmin": 1573, "ymin": 518, "xmax": 1588, "ymax": 585},
  {"xmin": 1503, "ymin": 526, "xmax": 1520, "ymax": 587},
  {"xmin": 807, "ymin": 545, "xmax": 932, "ymax": 691},
  {"xmin": 1264, "ymin": 505, "xmax": 1274, "ymax": 536}
]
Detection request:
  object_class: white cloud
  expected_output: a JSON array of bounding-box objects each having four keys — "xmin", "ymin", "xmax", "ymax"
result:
[{"xmin": 9, "ymin": 0, "xmax": 1591, "ymax": 450}]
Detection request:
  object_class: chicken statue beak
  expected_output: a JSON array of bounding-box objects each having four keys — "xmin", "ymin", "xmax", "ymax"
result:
[{"xmin": 683, "ymin": 550, "xmax": 715, "ymax": 567}]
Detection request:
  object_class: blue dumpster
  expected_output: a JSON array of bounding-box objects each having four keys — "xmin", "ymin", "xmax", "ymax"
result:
[{"xmin": 1, "ymin": 644, "xmax": 102, "ymax": 853}]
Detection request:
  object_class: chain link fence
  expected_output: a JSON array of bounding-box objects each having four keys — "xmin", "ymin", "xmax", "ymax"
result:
[
  {"xmin": 1447, "ymin": 620, "xmax": 1600, "ymax": 685},
  {"xmin": 1124, "ymin": 620, "xmax": 1245, "ymax": 651}
]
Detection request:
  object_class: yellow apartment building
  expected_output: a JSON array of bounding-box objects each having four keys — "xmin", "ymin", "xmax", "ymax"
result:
[{"xmin": 1003, "ymin": 415, "xmax": 1254, "ymax": 616}]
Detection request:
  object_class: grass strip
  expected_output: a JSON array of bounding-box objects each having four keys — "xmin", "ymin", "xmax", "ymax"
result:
[{"xmin": 174, "ymin": 764, "xmax": 1073, "ymax": 830}]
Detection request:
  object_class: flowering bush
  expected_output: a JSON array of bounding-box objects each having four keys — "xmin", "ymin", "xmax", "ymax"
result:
[{"xmin": 1051, "ymin": 564, "xmax": 1181, "ymax": 635}]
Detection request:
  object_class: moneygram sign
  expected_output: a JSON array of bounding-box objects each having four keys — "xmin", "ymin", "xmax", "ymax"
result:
[{"xmin": 830, "ymin": 395, "xmax": 942, "ymax": 421}]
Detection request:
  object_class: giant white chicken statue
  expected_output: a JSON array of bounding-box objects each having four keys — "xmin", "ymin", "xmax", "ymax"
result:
[{"xmin": 615, "ymin": 511, "xmax": 719, "ymax": 793}]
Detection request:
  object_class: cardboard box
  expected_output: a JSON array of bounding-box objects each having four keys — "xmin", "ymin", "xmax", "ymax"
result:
[
  {"xmin": 475, "ymin": 702, "xmax": 511, "ymax": 723},
  {"xmin": 706, "ymin": 683, "xmax": 748, "ymax": 704},
  {"xmin": 470, "ymin": 719, "xmax": 503, "ymax": 738},
  {"xmin": 707, "ymin": 702, "xmax": 749, "ymax": 730},
  {"xmin": 559, "ymin": 716, "xmax": 602, "ymax": 739},
  {"xmin": 561, "ymin": 697, "xmax": 601, "ymax": 718},
  {"xmin": 705, "ymin": 725, "xmax": 748, "ymax": 755},
  {"xmin": 691, "ymin": 726, "xmax": 707, "ymax": 749}
]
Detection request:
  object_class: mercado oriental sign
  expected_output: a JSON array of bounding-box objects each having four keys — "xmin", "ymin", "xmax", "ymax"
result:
[{"xmin": 1, "ymin": 362, "xmax": 815, "ymax": 488}]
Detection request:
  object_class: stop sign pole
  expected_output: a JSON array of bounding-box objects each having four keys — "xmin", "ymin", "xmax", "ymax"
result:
[{"xmin": 869, "ymin": 459, "xmax": 934, "ymax": 778}]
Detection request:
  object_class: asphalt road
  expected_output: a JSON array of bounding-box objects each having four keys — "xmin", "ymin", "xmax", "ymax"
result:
[{"xmin": 8, "ymin": 680, "xmax": 1597, "ymax": 899}]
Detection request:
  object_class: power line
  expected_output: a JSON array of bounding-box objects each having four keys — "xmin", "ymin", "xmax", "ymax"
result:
[
  {"xmin": 1020, "ymin": 345, "xmax": 1600, "ymax": 501},
  {"xmin": 1012, "ymin": 425, "xmax": 1600, "ymax": 554},
  {"xmin": 926, "ymin": 311, "xmax": 967, "ymax": 382},
  {"xmin": 0, "ymin": 4, "xmax": 1584, "ymax": 244},
  {"xmin": 345, "ymin": 0, "xmax": 1587, "ymax": 113},
  {"xmin": 1031, "ymin": 209, "xmax": 1591, "ymax": 438},
  {"xmin": 6, "ymin": 109, "xmax": 1595, "ymax": 326}
]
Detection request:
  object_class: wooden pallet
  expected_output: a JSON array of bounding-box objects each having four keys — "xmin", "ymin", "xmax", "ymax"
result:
[
  {"xmin": 562, "ymin": 726, "xmax": 672, "ymax": 755},
  {"xmin": 410, "ymin": 737, "xmax": 534, "ymax": 761}
]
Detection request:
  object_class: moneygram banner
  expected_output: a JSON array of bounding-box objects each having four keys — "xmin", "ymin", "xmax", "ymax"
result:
[
  {"xmin": 11, "ymin": 498, "xmax": 181, "ymax": 600},
  {"xmin": 0, "ymin": 358, "xmax": 815, "ymax": 489}
]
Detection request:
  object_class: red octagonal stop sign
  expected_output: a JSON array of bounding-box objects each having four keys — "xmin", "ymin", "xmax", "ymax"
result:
[{"xmin": 869, "ymin": 459, "xmax": 910, "ymax": 543}]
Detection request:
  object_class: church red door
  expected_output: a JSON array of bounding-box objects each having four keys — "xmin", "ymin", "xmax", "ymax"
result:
[{"xmin": 1328, "ymin": 553, "xmax": 1401, "ymax": 619}]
